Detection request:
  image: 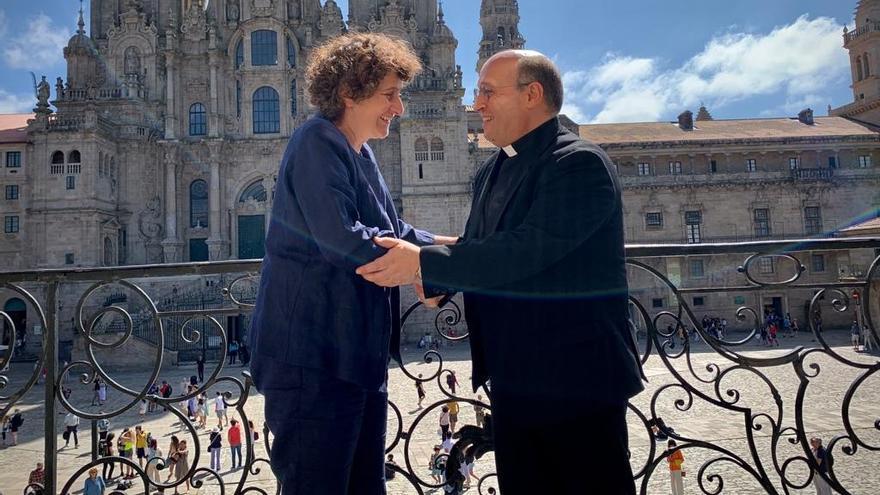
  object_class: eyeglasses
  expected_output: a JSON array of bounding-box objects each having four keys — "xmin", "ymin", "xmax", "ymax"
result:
[{"xmin": 474, "ymin": 82, "xmax": 531, "ymax": 101}]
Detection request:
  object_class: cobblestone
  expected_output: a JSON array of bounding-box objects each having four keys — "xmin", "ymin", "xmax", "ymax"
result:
[{"xmin": 0, "ymin": 330, "xmax": 877, "ymax": 494}]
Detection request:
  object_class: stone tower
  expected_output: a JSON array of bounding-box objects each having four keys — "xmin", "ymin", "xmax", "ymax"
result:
[
  {"xmin": 833, "ymin": 0, "xmax": 880, "ymax": 124},
  {"xmin": 476, "ymin": 0, "xmax": 525, "ymax": 73}
]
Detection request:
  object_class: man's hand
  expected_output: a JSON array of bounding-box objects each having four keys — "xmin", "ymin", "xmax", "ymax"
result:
[
  {"xmin": 356, "ymin": 237, "xmax": 421, "ymax": 287},
  {"xmin": 414, "ymin": 283, "xmax": 444, "ymax": 308}
]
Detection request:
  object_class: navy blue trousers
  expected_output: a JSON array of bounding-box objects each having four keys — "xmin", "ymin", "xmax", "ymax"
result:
[{"xmin": 254, "ymin": 360, "xmax": 388, "ymax": 495}]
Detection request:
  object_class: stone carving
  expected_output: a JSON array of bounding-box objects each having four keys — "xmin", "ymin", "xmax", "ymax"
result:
[
  {"xmin": 138, "ymin": 195, "xmax": 164, "ymax": 244},
  {"xmin": 124, "ymin": 46, "xmax": 142, "ymax": 75},
  {"xmin": 319, "ymin": 0, "xmax": 343, "ymax": 37},
  {"xmin": 55, "ymin": 77, "xmax": 64, "ymax": 99},
  {"xmin": 226, "ymin": 0, "xmax": 240, "ymax": 23},
  {"xmin": 181, "ymin": 0, "xmax": 208, "ymax": 41},
  {"xmin": 251, "ymin": 0, "xmax": 275, "ymax": 17},
  {"xmin": 368, "ymin": 0, "xmax": 418, "ymax": 39},
  {"xmin": 287, "ymin": 0, "xmax": 300, "ymax": 20},
  {"xmin": 34, "ymin": 75, "xmax": 51, "ymax": 114}
]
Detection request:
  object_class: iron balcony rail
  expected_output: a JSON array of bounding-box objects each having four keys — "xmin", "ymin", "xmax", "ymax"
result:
[{"xmin": 0, "ymin": 236, "xmax": 878, "ymax": 494}]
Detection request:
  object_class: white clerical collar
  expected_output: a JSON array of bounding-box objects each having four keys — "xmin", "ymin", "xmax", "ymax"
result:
[{"xmin": 502, "ymin": 144, "xmax": 517, "ymax": 157}]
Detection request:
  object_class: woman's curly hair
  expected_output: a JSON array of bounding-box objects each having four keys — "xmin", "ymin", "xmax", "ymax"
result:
[{"xmin": 305, "ymin": 32, "xmax": 422, "ymax": 122}]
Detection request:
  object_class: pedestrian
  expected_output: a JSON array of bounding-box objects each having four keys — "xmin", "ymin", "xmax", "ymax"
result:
[
  {"xmin": 439, "ymin": 405, "xmax": 451, "ymax": 439},
  {"xmin": 175, "ymin": 439, "xmax": 191, "ymax": 491},
  {"xmin": 197, "ymin": 396, "xmax": 207, "ymax": 429},
  {"xmin": 239, "ymin": 342, "xmax": 251, "ymax": 366},
  {"xmin": 791, "ymin": 317, "xmax": 800, "ymax": 337},
  {"xmin": 214, "ymin": 391, "xmax": 228, "ymax": 429},
  {"xmin": 148, "ymin": 382, "xmax": 159, "ymax": 413},
  {"xmin": 851, "ymin": 320, "xmax": 861, "ymax": 351},
  {"xmin": 416, "ymin": 373, "xmax": 426, "ymax": 408},
  {"xmin": 138, "ymin": 398, "xmax": 147, "ymax": 417},
  {"xmin": 667, "ymin": 439, "xmax": 685, "ymax": 495},
  {"xmin": 1, "ymin": 414, "xmax": 9, "ymax": 446},
  {"xmin": 448, "ymin": 400, "xmax": 460, "ymax": 433},
  {"xmin": 164, "ymin": 435, "xmax": 180, "ymax": 483},
  {"xmin": 27, "ymin": 461, "xmax": 45, "ymax": 495},
  {"xmin": 358, "ymin": 49, "xmax": 646, "ymax": 494},
  {"xmin": 9, "ymin": 408, "xmax": 23, "ymax": 445},
  {"xmin": 196, "ymin": 352, "xmax": 205, "ymax": 383},
  {"xmin": 863, "ymin": 324, "xmax": 876, "ymax": 352},
  {"xmin": 119, "ymin": 427, "xmax": 135, "ymax": 478},
  {"xmin": 810, "ymin": 437, "xmax": 832, "ymax": 495},
  {"xmin": 473, "ymin": 395, "xmax": 486, "ymax": 428},
  {"xmin": 145, "ymin": 437, "xmax": 163, "ymax": 485},
  {"xmin": 83, "ymin": 467, "xmax": 106, "ymax": 495},
  {"xmin": 385, "ymin": 453, "xmax": 398, "ymax": 480},
  {"xmin": 429, "ymin": 445, "xmax": 444, "ymax": 484},
  {"xmin": 135, "ymin": 425, "xmax": 148, "ymax": 469},
  {"xmin": 228, "ymin": 340, "xmax": 239, "ymax": 365},
  {"xmin": 228, "ymin": 419, "xmax": 243, "ymax": 469},
  {"xmin": 101, "ymin": 432, "xmax": 116, "ymax": 481},
  {"xmin": 91, "ymin": 377, "xmax": 101, "ymax": 406},
  {"xmin": 98, "ymin": 379, "xmax": 107, "ymax": 405},
  {"xmin": 63, "ymin": 411, "xmax": 80, "ymax": 448},
  {"xmin": 97, "ymin": 414, "xmax": 110, "ymax": 440},
  {"xmin": 783, "ymin": 314, "xmax": 792, "ymax": 337},
  {"xmin": 769, "ymin": 323, "xmax": 779, "ymax": 347},
  {"xmin": 209, "ymin": 427, "xmax": 222, "ymax": 472},
  {"xmin": 445, "ymin": 371, "xmax": 459, "ymax": 395}
]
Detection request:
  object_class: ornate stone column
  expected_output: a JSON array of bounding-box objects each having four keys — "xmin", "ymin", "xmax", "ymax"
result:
[
  {"xmin": 206, "ymin": 141, "xmax": 228, "ymax": 260},
  {"xmin": 161, "ymin": 147, "xmax": 184, "ymax": 262},
  {"xmin": 164, "ymin": 52, "xmax": 178, "ymax": 139}
]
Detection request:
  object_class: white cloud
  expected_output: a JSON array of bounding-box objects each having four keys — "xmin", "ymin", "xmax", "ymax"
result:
[
  {"xmin": 0, "ymin": 89, "xmax": 34, "ymax": 113},
  {"xmin": 562, "ymin": 16, "xmax": 849, "ymax": 123},
  {"xmin": 3, "ymin": 13, "xmax": 70, "ymax": 70}
]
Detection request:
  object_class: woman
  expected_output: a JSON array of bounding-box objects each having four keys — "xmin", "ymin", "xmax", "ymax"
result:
[
  {"xmin": 164, "ymin": 435, "xmax": 179, "ymax": 483},
  {"xmin": 145, "ymin": 437, "xmax": 163, "ymax": 486},
  {"xmin": 101, "ymin": 432, "xmax": 116, "ymax": 481},
  {"xmin": 667, "ymin": 439, "xmax": 685, "ymax": 495},
  {"xmin": 83, "ymin": 467, "xmax": 106, "ymax": 495},
  {"xmin": 174, "ymin": 439, "xmax": 191, "ymax": 492},
  {"xmin": 249, "ymin": 32, "xmax": 456, "ymax": 495}
]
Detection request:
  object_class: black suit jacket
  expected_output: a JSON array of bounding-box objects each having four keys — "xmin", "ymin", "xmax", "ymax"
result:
[{"xmin": 420, "ymin": 117, "xmax": 644, "ymax": 403}]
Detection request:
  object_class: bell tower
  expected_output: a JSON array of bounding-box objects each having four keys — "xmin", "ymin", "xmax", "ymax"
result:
[
  {"xmin": 833, "ymin": 0, "xmax": 880, "ymax": 124},
  {"xmin": 476, "ymin": 0, "xmax": 525, "ymax": 73}
]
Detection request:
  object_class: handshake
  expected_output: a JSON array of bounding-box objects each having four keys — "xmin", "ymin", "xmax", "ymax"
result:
[{"xmin": 355, "ymin": 237, "xmax": 447, "ymax": 308}]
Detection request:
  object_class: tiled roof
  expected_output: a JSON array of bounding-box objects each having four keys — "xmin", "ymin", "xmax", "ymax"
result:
[
  {"xmin": 840, "ymin": 217, "xmax": 880, "ymax": 235},
  {"xmin": 0, "ymin": 113, "xmax": 32, "ymax": 144},
  {"xmin": 578, "ymin": 116, "xmax": 880, "ymax": 145}
]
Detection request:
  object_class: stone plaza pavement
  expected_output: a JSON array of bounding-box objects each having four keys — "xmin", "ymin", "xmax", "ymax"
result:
[{"xmin": 0, "ymin": 330, "xmax": 877, "ymax": 494}]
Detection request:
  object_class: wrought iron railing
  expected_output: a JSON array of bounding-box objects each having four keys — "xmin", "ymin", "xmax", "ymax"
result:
[{"xmin": 0, "ymin": 237, "xmax": 878, "ymax": 494}]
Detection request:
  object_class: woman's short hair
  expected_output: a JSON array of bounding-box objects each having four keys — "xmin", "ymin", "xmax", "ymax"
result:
[{"xmin": 306, "ymin": 32, "xmax": 422, "ymax": 122}]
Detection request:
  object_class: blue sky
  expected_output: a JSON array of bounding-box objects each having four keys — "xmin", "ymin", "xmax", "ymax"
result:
[{"xmin": 0, "ymin": 0, "xmax": 859, "ymax": 123}]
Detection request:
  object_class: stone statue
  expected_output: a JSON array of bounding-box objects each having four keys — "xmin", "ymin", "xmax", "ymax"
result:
[
  {"xmin": 36, "ymin": 76, "xmax": 50, "ymax": 104},
  {"xmin": 227, "ymin": 0, "xmax": 240, "ymax": 22},
  {"xmin": 124, "ymin": 46, "xmax": 141, "ymax": 75},
  {"xmin": 288, "ymin": 0, "xmax": 300, "ymax": 19},
  {"xmin": 55, "ymin": 77, "xmax": 64, "ymax": 99}
]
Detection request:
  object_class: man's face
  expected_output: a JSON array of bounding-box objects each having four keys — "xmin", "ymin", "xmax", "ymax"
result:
[{"xmin": 474, "ymin": 56, "xmax": 530, "ymax": 147}]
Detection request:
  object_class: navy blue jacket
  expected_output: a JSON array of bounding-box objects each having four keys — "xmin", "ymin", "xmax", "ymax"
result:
[
  {"xmin": 249, "ymin": 116, "xmax": 434, "ymax": 390},
  {"xmin": 421, "ymin": 117, "xmax": 644, "ymax": 403}
]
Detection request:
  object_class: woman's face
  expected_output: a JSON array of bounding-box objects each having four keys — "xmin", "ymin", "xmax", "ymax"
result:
[{"xmin": 344, "ymin": 73, "xmax": 405, "ymax": 143}]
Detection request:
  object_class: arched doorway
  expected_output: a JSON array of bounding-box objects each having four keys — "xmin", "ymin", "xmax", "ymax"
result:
[
  {"xmin": 236, "ymin": 179, "xmax": 268, "ymax": 259},
  {"xmin": 2, "ymin": 298, "xmax": 27, "ymax": 350}
]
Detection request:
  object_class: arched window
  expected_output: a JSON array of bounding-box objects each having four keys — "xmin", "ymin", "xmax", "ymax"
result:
[
  {"xmin": 98, "ymin": 152, "xmax": 104, "ymax": 176},
  {"xmin": 430, "ymin": 137, "xmax": 444, "ymax": 161},
  {"xmin": 235, "ymin": 39, "xmax": 244, "ymax": 69},
  {"xmin": 287, "ymin": 35, "xmax": 296, "ymax": 68},
  {"xmin": 239, "ymin": 180, "xmax": 268, "ymax": 203},
  {"xmin": 864, "ymin": 52, "xmax": 871, "ymax": 78},
  {"xmin": 103, "ymin": 237, "xmax": 114, "ymax": 266},
  {"xmin": 189, "ymin": 103, "xmax": 207, "ymax": 136},
  {"xmin": 857, "ymin": 56, "xmax": 864, "ymax": 81},
  {"xmin": 414, "ymin": 137, "xmax": 429, "ymax": 161},
  {"xmin": 251, "ymin": 30, "xmax": 278, "ymax": 66},
  {"xmin": 253, "ymin": 86, "xmax": 280, "ymax": 134},
  {"xmin": 68, "ymin": 150, "xmax": 81, "ymax": 163},
  {"xmin": 497, "ymin": 27, "xmax": 506, "ymax": 44},
  {"xmin": 190, "ymin": 179, "xmax": 209, "ymax": 227},
  {"xmin": 290, "ymin": 80, "xmax": 297, "ymax": 116},
  {"xmin": 51, "ymin": 151, "xmax": 65, "ymax": 164},
  {"xmin": 418, "ymin": 163, "xmax": 424, "ymax": 179}
]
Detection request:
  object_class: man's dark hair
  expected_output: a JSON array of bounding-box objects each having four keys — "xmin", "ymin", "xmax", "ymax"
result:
[{"xmin": 516, "ymin": 54, "xmax": 564, "ymax": 114}]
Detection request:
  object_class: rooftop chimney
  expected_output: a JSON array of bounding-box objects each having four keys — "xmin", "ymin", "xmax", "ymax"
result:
[
  {"xmin": 798, "ymin": 108, "xmax": 814, "ymax": 125},
  {"xmin": 678, "ymin": 110, "xmax": 694, "ymax": 131}
]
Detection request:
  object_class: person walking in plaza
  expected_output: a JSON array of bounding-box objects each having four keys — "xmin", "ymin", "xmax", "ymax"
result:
[
  {"xmin": 209, "ymin": 427, "xmax": 223, "ymax": 472},
  {"xmin": 439, "ymin": 405, "xmax": 451, "ymax": 440},
  {"xmin": 175, "ymin": 439, "xmax": 191, "ymax": 491},
  {"xmin": 196, "ymin": 352, "xmax": 206, "ymax": 383},
  {"xmin": 135, "ymin": 425, "xmax": 148, "ymax": 469},
  {"xmin": 146, "ymin": 436, "xmax": 163, "ymax": 486},
  {"xmin": 415, "ymin": 374, "xmax": 426, "ymax": 409},
  {"xmin": 667, "ymin": 439, "xmax": 685, "ymax": 495},
  {"xmin": 148, "ymin": 382, "xmax": 160, "ymax": 413},
  {"xmin": 83, "ymin": 467, "xmax": 106, "ymax": 495},
  {"xmin": 214, "ymin": 391, "xmax": 228, "ymax": 429},
  {"xmin": 98, "ymin": 378, "xmax": 107, "ymax": 405},
  {"xmin": 92, "ymin": 377, "xmax": 102, "ymax": 406},
  {"xmin": 228, "ymin": 418, "xmax": 243, "ymax": 469},
  {"xmin": 101, "ymin": 432, "xmax": 116, "ymax": 481},
  {"xmin": 446, "ymin": 371, "xmax": 459, "ymax": 395},
  {"xmin": 473, "ymin": 395, "xmax": 486, "ymax": 428},
  {"xmin": 196, "ymin": 395, "xmax": 207, "ymax": 429},
  {"xmin": 357, "ymin": 49, "xmax": 645, "ymax": 494},
  {"xmin": 9, "ymin": 408, "xmax": 23, "ymax": 445},
  {"xmin": 248, "ymin": 32, "xmax": 454, "ymax": 495},
  {"xmin": 228, "ymin": 340, "xmax": 239, "ymax": 365},
  {"xmin": 863, "ymin": 324, "xmax": 876, "ymax": 352},
  {"xmin": 97, "ymin": 414, "xmax": 110, "ymax": 441},
  {"xmin": 27, "ymin": 461, "xmax": 45, "ymax": 495},
  {"xmin": 447, "ymin": 400, "xmax": 460, "ymax": 434},
  {"xmin": 1, "ymin": 414, "xmax": 9, "ymax": 446},
  {"xmin": 63, "ymin": 411, "xmax": 80, "ymax": 448},
  {"xmin": 810, "ymin": 437, "xmax": 832, "ymax": 495},
  {"xmin": 429, "ymin": 445, "xmax": 444, "ymax": 484},
  {"xmin": 851, "ymin": 320, "xmax": 861, "ymax": 351},
  {"xmin": 164, "ymin": 435, "xmax": 180, "ymax": 483},
  {"xmin": 119, "ymin": 427, "xmax": 135, "ymax": 479}
]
